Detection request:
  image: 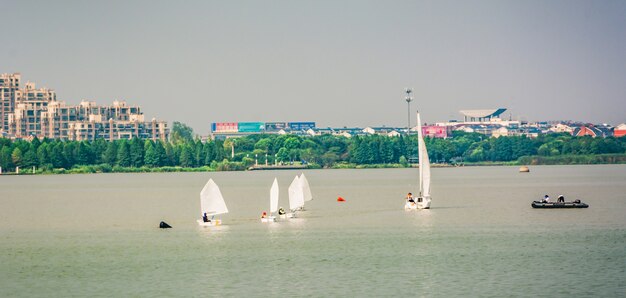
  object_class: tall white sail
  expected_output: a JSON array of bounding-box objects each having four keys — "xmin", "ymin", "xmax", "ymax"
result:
[
  {"xmin": 200, "ymin": 179, "xmax": 229, "ymax": 216},
  {"xmin": 270, "ymin": 178, "xmax": 279, "ymax": 214},
  {"xmin": 288, "ymin": 175, "xmax": 304, "ymax": 211},
  {"xmin": 300, "ymin": 173, "xmax": 313, "ymax": 202},
  {"xmin": 417, "ymin": 112, "xmax": 431, "ymax": 198}
]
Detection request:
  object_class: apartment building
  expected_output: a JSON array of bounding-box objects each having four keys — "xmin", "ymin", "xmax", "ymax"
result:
[
  {"xmin": 1, "ymin": 73, "xmax": 169, "ymax": 141},
  {"xmin": 0, "ymin": 73, "xmax": 21, "ymax": 132}
]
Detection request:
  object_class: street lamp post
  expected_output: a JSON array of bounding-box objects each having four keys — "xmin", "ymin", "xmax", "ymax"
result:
[{"xmin": 405, "ymin": 88, "xmax": 413, "ymax": 133}]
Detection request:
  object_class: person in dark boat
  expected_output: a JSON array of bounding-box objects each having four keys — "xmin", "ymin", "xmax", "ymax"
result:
[
  {"xmin": 557, "ymin": 195, "xmax": 565, "ymax": 203},
  {"xmin": 202, "ymin": 212, "xmax": 209, "ymax": 223},
  {"xmin": 542, "ymin": 195, "xmax": 550, "ymax": 203}
]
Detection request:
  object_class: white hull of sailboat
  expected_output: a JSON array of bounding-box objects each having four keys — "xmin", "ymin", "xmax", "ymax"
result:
[
  {"xmin": 405, "ymin": 198, "xmax": 431, "ymax": 210},
  {"xmin": 404, "ymin": 201, "xmax": 418, "ymax": 210},
  {"xmin": 261, "ymin": 216, "xmax": 277, "ymax": 223},
  {"xmin": 280, "ymin": 213, "xmax": 296, "ymax": 219},
  {"xmin": 197, "ymin": 219, "xmax": 222, "ymax": 226},
  {"xmin": 417, "ymin": 199, "xmax": 431, "ymax": 209}
]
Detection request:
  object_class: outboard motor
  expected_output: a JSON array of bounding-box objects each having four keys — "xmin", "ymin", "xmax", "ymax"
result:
[{"xmin": 159, "ymin": 221, "xmax": 172, "ymax": 229}]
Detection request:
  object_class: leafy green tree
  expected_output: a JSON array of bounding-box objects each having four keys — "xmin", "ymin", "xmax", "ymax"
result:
[
  {"xmin": 194, "ymin": 140, "xmax": 204, "ymax": 167},
  {"xmin": 203, "ymin": 141, "xmax": 215, "ymax": 165},
  {"xmin": 11, "ymin": 147, "xmax": 23, "ymax": 167},
  {"xmin": 22, "ymin": 148, "xmax": 38, "ymax": 168},
  {"xmin": 276, "ymin": 147, "xmax": 289, "ymax": 163},
  {"xmin": 284, "ymin": 137, "xmax": 301, "ymax": 150},
  {"xmin": 144, "ymin": 140, "xmax": 159, "ymax": 167},
  {"xmin": 116, "ymin": 140, "xmax": 131, "ymax": 167},
  {"xmin": 130, "ymin": 138, "xmax": 144, "ymax": 167},
  {"xmin": 36, "ymin": 143, "xmax": 49, "ymax": 167},
  {"xmin": 164, "ymin": 141, "xmax": 175, "ymax": 166},
  {"xmin": 92, "ymin": 138, "xmax": 107, "ymax": 164},
  {"xmin": 50, "ymin": 143, "xmax": 66, "ymax": 168},
  {"xmin": 103, "ymin": 141, "xmax": 118, "ymax": 166},
  {"xmin": 1, "ymin": 146, "xmax": 15, "ymax": 170},
  {"xmin": 170, "ymin": 122, "xmax": 194, "ymax": 143},
  {"xmin": 254, "ymin": 138, "xmax": 272, "ymax": 151},
  {"xmin": 320, "ymin": 151, "xmax": 338, "ymax": 168},
  {"xmin": 75, "ymin": 141, "xmax": 93, "ymax": 165},
  {"xmin": 63, "ymin": 142, "xmax": 76, "ymax": 168},
  {"xmin": 155, "ymin": 140, "xmax": 167, "ymax": 167},
  {"xmin": 213, "ymin": 140, "xmax": 226, "ymax": 161},
  {"xmin": 179, "ymin": 144, "xmax": 194, "ymax": 167}
]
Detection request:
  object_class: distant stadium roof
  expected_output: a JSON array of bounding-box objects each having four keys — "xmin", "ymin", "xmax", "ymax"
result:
[{"xmin": 459, "ymin": 108, "xmax": 507, "ymax": 118}]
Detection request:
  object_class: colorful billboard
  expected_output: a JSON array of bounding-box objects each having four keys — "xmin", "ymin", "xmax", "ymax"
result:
[
  {"xmin": 288, "ymin": 122, "xmax": 316, "ymax": 131},
  {"xmin": 212, "ymin": 122, "xmax": 238, "ymax": 133},
  {"xmin": 265, "ymin": 122, "xmax": 288, "ymax": 131},
  {"xmin": 422, "ymin": 126, "xmax": 449, "ymax": 138},
  {"xmin": 238, "ymin": 122, "xmax": 265, "ymax": 133}
]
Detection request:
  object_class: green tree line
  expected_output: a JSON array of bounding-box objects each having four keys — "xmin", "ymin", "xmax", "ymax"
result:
[{"xmin": 1, "ymin": 131, "xmax": 626, "ymax": 173}]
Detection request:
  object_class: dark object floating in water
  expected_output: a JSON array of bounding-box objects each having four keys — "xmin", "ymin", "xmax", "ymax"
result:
[
  {"xmin": 531, "ymin": 200, "xmax": 589, "ymax": 208},
  {"xmin": 159, "ymin": 221, "xmax": 172, "ymax": 228}
]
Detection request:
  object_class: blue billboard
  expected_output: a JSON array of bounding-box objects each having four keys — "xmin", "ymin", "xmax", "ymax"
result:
[{"xmin": 288, "ymin": 122, "xmax": 316, "ymax": 131}]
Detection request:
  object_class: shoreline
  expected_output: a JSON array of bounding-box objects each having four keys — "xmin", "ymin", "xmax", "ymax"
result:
[{"xmin": 1, "ymin": 159, "xmax": 625, "ymax": 176}]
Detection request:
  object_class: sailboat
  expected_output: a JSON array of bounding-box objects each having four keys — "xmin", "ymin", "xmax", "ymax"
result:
[
  {"xmin": 287, "ymin": 175, "xmax": 304, "ymax": 218},
  {"xmin": 261, "ymin": 178, "xmax": 279, "ymax": 222},
  {"xmin": 299, "ymin": 172, "xmax": 313, "ymax": 210},
  {"xmin": 197, "ymin": 178, "xmax": 229, "ymax": 226},
  {"xmin": 300, "ymin": 173, "xmax": 313, "ymax": 202},
  {"xmin": 405, "ymin": 111, "xmax": 432, "ymax": 210}
]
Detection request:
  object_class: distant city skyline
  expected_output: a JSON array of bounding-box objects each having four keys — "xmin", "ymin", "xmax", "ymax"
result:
[{"xmin": 2, "ymin": 0, "xmax": 625, "ymax": 134}]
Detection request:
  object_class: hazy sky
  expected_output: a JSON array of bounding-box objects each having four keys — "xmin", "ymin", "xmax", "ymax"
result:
[{"xmin": 2, "ymin": 0, "xmax": 625, "ymax": 134}]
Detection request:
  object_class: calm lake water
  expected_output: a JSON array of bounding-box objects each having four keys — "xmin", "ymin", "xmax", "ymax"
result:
[{"xmin": 1, "ymin": 165, "xmax": 625, "ymax": 297}]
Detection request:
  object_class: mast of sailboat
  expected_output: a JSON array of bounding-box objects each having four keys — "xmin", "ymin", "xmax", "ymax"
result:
[{"xmin": 417, "ymin": 110, "xmax": 423, "ymax": 198}]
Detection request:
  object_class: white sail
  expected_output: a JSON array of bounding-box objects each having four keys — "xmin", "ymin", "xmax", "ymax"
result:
[
  {"xmin": 417, "ymin": 112, "xmax": 431, "ymax": 199},
  {"xmin": 300, "ymin": 173, "xmax": 313, "ymax": 202},
  {"xmin": 270, "ymin": 178, "xmax": 279, "ymax": 214},
  {"xmin": 200, "ymin": 178, "xmax": 229, "ymax": 216},
  {"xmin": 288, "ymin": 175, "xmax": 304, "ymax": 211}
]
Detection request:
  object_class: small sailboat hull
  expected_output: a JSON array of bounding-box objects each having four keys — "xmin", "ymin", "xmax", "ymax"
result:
[
  {"xmin": 280, "ymin": 213, "xmax": 296, "ymax": 219},
  {"xmin": 417, "ymin": 197, "xmax": 431, "ymax": 209},
  {"xmin": 404, "ymin": 201, "xmax": 417, "ymax": 210},
  {"xmin": 261, "ymin": 216, "xmax": 277, "ymax": 223},
  {"xmin": 405, "ymin": 199, "xmax": 431, "ymax": 210},
  {"xmin": 197, "ymin": 219, "xmax": 222, "ymax": 226},
  {"xmin": 531, "ymin": 201, "xmax": 589, "ymax": 208}
]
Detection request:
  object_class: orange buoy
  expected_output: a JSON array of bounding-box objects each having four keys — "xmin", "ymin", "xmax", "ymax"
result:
[{"xmin": 337, "ymin": 196, "xmax": 345, "ymax": 202}]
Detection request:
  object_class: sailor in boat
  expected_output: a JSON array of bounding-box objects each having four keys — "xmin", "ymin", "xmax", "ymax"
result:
[
  {"xmin": 407, "ymin": 193, "xmax": 416, "ymax": 205},
  {"xmin": 557, "ymin": 195, "xmax": 565, "ymax": 203},
  {"xmin": 542, "ymin": 195, "xmax": 550, "ymax": 203},
  {"xmin": 278, "ymin": 207, "xmax": 286, "ymax": 216},
  {"xmin": 202, "ymin": 212, "xmax": 210, "ymax": 223},
  {"xmin": 261, "ymin": 211, "xmax": 267, "ymax": 219}
]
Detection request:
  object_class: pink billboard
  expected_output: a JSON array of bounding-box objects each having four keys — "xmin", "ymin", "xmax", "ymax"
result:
[
  {"xmin": 422, "ymin": 126, "xmax": 449, "ymax": 138},
  {"xmin": 215, "ymin": 122, "xmax": 238, "ymax": 132}
]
